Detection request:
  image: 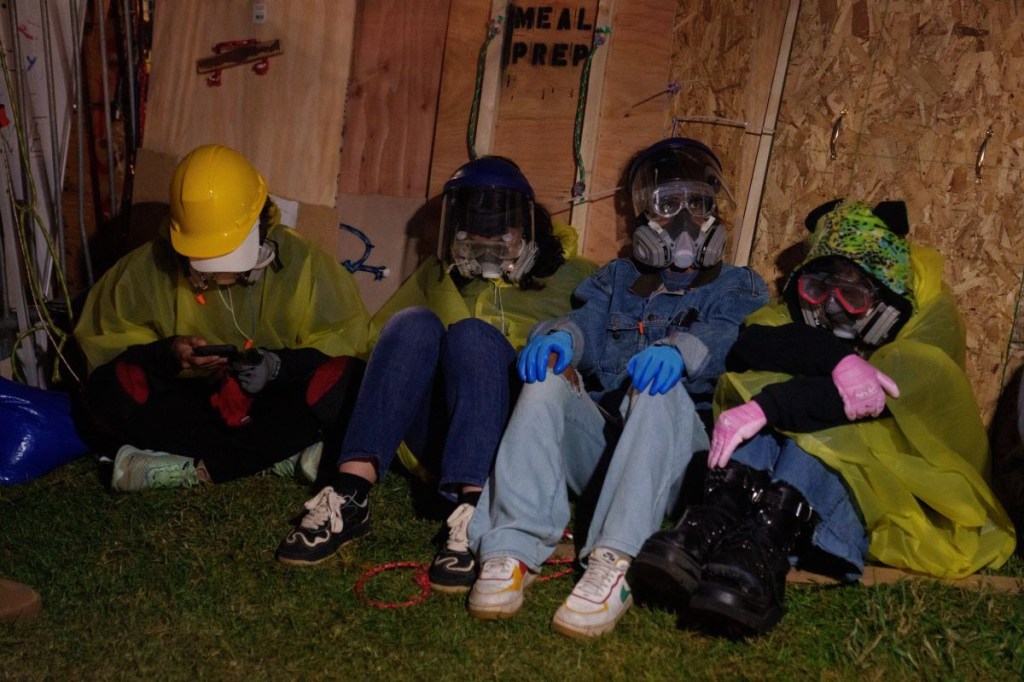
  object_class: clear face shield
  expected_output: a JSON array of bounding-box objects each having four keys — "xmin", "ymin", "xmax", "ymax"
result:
[
  {"xmin": 439, "ymin": 186, "xmax": 536, "ymax": 281},
  {"xmin": 629, "ymin": 145, "xmax": 730, "ymax": 269}
]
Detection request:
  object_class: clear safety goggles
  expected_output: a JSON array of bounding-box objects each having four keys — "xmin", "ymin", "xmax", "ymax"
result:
[
  {"xmin": 438, "ymin": 187, "xmax": 534, "ymax": 262},
  {"xmin": 642, "ymin": 181, "xmax": 717, "ymax": 222},
  {"xmin": 797, "ymin": 272, "xmax": 875, "ymax": 315},
  {"xmin": 449, "ymin": 229, "xmax": 524, "ymax": 262}
]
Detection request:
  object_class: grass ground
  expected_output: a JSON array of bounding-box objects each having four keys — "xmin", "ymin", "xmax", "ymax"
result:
[{"xmin": 2, "ymin": 457, "xmax": 1023, "ymax": 681}]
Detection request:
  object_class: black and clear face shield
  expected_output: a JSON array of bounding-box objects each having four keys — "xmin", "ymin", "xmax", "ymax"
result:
[
  {"xmin": 439, "ymin": 186, "xmax": 537, "ymax": 282},
  {"xmin": 630, "ymin": 145, "xmax": 731, "ymax": 270}
]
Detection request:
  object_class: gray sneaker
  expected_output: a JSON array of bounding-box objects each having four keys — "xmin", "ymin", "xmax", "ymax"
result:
[{"xmin": 110, "ymin": 445, "xmax": 199, "ymax": 492}]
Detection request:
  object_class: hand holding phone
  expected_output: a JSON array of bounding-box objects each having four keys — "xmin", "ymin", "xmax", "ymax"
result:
[{"xmin": 193, "ymin": 344, "xmax": 239, "ymax": 359}]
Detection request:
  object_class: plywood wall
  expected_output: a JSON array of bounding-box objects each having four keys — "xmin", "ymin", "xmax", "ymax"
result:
[
  {"xmin": 429, "ymin": 0, "xmax": 681, "ymax": 262},
  {"xmin": 745, "ymin": 0, "xmax": 1024, "ymax": 423},
  {"xmin": 144, "ymin": 0, "xmax": 354, "ymax": 207}
]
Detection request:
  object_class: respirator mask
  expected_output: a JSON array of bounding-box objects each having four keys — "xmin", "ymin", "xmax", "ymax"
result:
[
  {"xmin": 628, "ymin": 139, "xmax": 729, "ymax": 270},
  {"xmin": 439, "ymin": 184, "xmax": 536, "ymax": 283}
]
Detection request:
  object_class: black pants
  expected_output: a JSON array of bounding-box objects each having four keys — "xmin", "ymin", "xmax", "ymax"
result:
[{"xmin": 80, "ymin": 354, "xmax": 364, "ymax": 483}]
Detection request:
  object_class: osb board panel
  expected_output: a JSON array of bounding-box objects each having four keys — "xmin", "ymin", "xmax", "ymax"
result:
[
  {"xmin": 491, "ymin": 1, "xmax": 603, "ymax": 216},
  {"xmin": 144, "ymin": 0, "xmax": 354, "ymax": 206},
  {"xmin": 770, "ymin": 0, "xmax": 879, "ymax": 160},
  {"xmin": 429, "ymin": 0, "xmax": 495, "ymax": 197},
  {"xmin": 665, "ymin": 0, "xmax": 791, "ymax": 260},
  {"xmin": 860, "ymin": 2, "xmax": 1024, "ymax": 169},
  {"xmin": 579, "ymin": 0, "xmax": 677, "ymax": 263},
  {"xmin": 337, "ymin": 0, "xmax": 450, "ymax": 198},
  {"xmin": 753, "ymin": 151, "xmax": 857, "ymax": 295},
  {"xmin": 967, "ymin": 349, "xmax": 1007, "ymax": 426},
  {"xmin": 336, "ymin": 194, "xmax": 432, "ymax": 314}
]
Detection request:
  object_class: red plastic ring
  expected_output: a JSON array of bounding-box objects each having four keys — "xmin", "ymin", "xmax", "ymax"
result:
[{"xmin": 354, "ymin": 561, "xmax": 431, "ymax": 609}]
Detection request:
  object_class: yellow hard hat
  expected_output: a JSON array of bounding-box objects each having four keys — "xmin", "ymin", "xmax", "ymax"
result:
[{"xmin": 169, "ymin": 144, "xmax": 268, "ymax": 258}]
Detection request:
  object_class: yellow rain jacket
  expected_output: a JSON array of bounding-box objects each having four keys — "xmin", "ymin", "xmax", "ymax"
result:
[
  {"xmin": 370, "ymin": 221, "xmax": 597, "ymax": 350},
  {"xmin": 715, "ymin": 245, "xmax": 1015, "ymax": 578},
  {"xmin": 75, "ymin": 222, "xmax": 370, "ymax": 373},
  {"xmin": 369, "ymin": 220, "xmax": 597, "ymax": 477}
]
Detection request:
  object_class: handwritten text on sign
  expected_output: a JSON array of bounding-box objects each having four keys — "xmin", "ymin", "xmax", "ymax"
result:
[{"xmin": 506, "ymin": 5, "xmax": 595, "ymax": 67}]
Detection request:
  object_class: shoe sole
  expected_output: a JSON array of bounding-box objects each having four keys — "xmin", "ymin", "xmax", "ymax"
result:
[
  {"xmin": 429, "ymin": 582, "xmax": 472, "ymax": 595},
  {"xmin": 628, "ymin": 547, "xmax": 701, "ymax": 609},
  {"xmin": 467, "ymin": 573, "xmax": 535, "ymax": 619},
  {"xmin": 550, "ymin": 594, "xmax": 634, "ymax": 639},
  {"xmin": 276, "ymin": 522, "xmax": 371, "ymax": 567},
  {"xmin": 688, "ymin": 582, "xmax": 781, "ymax": 636}
]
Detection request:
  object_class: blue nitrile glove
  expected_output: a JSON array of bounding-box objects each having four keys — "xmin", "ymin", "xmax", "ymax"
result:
[
  {"xmin": 517, "ymin": 331, "xmax": 573, "ymax": 383},
  {"xmin": 627, "ymin": 345, "xmax": 684, "ymax": 395},
  {"xmin": 231, "ymin": 349, "xmax": 281, "ymax": 394}
]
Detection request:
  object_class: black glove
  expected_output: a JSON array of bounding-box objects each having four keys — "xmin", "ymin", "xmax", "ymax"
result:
[{"xmin": 231, "ymin": 349, "xmax": 281, "ymax": 394}]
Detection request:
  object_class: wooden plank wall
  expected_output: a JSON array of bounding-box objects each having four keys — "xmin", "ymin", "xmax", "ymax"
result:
[
  {"xmin": 143, "ymin": 0, "xmax": 354, "ymax": 207},
  {"xmin": 429, "ymin": 0, "xmax": 681, "ymax": 263},
  {"xmin": 336, "ymin": 0, "xmax": 451, "ymax": 313},
  {"xmin": 744, "ymin": 0, "xmax": 1024, "ymax": 423}
]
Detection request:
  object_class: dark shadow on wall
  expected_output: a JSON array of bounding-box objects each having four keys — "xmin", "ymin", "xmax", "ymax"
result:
[{"xmin": 988, "ymin": 364, "xmax": 1024, "ymax": 554}]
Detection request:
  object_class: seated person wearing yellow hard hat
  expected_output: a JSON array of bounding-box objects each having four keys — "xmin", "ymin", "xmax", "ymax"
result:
[{"xmin": 74, "ymin": 144, "xmax": 370, "ymax": 490}]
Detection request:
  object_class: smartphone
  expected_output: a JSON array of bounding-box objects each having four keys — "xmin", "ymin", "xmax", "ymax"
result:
[{"xmin": 192, "ymin": 344, "xmax": 239, "ymax": 358}]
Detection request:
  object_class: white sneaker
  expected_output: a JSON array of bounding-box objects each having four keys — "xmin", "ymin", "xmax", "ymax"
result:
[
  {"xmin": 110, "ymin": 445, "xmax": 199, "ymax": 492},
  {"xmin": 552, "ymin": 547, "xmax": 633, "ymax": 638},
  {"xmin": 467, "ymin": 556, "xmax": 536, "ymax": 619},
  {"xmin": 260, "ymin": 442, "xmax": 322, "ymax": 482}
]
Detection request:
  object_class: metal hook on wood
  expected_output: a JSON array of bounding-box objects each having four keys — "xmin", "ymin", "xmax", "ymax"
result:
[
  {"xmin": 829, "ymin": 109, "xmax": 847, "ymax": 160},
  {"xmin": 975, "ymin": 128, "xmax": 993, "ymax": 184}
]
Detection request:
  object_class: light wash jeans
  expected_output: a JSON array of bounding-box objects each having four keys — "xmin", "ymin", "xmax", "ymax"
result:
[
  {"xmin": 731, "ymin": 432, "xmax": 868, "ymax": 580},
  {"xmin": 469, "ymin": 370, "xmax": 709, "ymax": 571}
]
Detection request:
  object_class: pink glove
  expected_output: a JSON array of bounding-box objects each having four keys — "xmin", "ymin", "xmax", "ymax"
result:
[
  {"xmin": 831, "ymin": 354, "xmax": 900, "ymax": 421},
  {"xmin": 708, "ymin": 402, "xmax": 767, "ymax": 468}
]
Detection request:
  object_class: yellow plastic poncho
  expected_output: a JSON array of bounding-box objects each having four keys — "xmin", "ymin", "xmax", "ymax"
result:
[
  {"xmin": 75, "ymin": 223, "xmax": 371, "ymax": 373},
  {"xmin": 715, "ymin": 245, "xmax": 1015, "ymax": 578},
  {"xmin": 369, "ymin": 220, "xmax": 597, "ymax": 351}
]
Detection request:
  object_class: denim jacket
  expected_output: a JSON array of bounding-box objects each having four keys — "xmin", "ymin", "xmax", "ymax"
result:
[{"xmin": 532, "ymin": 258, "xmax": 768, "ymax": 410}]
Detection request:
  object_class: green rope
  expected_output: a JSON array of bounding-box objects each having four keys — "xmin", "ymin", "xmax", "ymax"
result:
[
  {"xmin": 571, "ymin": 26, "xmax": 611, "ymax": 203},
  {"xmin": 467, "ymin": 15, "xmax": 504, "ymax": 162},
  {"xmin": 0, "ymin": 38, "xmax": 77, "ymax": 385}
]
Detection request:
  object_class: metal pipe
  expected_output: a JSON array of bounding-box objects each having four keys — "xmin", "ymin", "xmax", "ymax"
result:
[
  {"xmin": 40, "ymin": 0, "xmax": 64, "ymax": 296},
  {"xmin": 95, "ymin": 0, "xmax": 118, "ymax": 215},
  {"xmin": 72, "ymin": 0, "xmax": 93, "ymax": 285},
  {"xmin": 120, "ymin": 0, "xmax": 137, "ymax": 150}
]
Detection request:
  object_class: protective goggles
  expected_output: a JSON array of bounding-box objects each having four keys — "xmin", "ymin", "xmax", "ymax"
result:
[
  {"xmin": 645, "ymin": 181, "xmax": 717, "ymax": 221},
  {"xmin": 797, "ymin": 272, "xmax": 875, "ymax": 315},
  {"xmin": 449, "ymin": 229, "xmax": 524, "ymax": 262}
]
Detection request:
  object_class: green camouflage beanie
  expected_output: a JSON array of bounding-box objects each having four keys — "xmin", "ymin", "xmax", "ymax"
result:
[{"xmin": 802, "ymin": 200, "xmax": 913, "ymax": 298}]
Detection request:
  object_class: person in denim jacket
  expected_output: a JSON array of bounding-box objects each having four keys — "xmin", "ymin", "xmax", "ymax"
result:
[{"xmin": 465, "ymin": 138, "xmax": 769, "ymax": 638}]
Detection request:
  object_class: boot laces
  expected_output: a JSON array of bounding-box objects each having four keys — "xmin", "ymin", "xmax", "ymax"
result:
[
  {"xmin": 299, "ymin": 487, "xmax": 345, "ymax": 533},
  {"xmin": 443, "ymin": 502, "xmax": 475, "ymax": 553}
]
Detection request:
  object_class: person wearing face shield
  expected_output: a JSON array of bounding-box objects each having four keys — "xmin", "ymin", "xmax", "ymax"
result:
[
  {"xmin": 73, "ymin": 144, "xmax": 370, "ymax": 491},
  {"xmin": 274, "ymin": 157, "xmax": 597, "ymax": 593},
  {"xmin": 464, "ymin": 138, "xmax": 769, "ymax": 639},
  {"xmin": 630, "ymin": 199, "xmax": 1015, "ymax": 637}
]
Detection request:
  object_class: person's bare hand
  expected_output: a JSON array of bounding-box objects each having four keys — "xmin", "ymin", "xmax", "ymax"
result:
[{"xmin": 172, "ymin": 336, "xmax": 229, "ymax": 371}]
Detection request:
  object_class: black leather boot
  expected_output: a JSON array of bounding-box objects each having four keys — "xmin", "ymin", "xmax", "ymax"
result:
[
  {"xmin": 688, "ymin": 479, "xmax": 816, "ymax": 636},
  {"xmin": 627, "ymin": 461, "xmax": 770, "ymax": 610}
]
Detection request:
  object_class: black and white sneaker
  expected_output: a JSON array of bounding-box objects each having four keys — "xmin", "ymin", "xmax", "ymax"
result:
[
  {"xmin": 276, "ymin": 486, "xmax": 370, "ymax": 566},
  {"xmin": 428, "ymin": 502, "xmax": 478, "ymax": 593}
]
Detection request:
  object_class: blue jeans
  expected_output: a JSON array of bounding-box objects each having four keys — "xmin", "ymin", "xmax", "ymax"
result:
[
  {"xmin": 469, "ymin": 371, "xmax": 709, "ymax": 571},
  {"xmin": 339, "ymin": 307, "xmax": 517, "ymax": 499},
  {"xmin": 732, "ymin": 432, "xmax": 868, "ymax": 580}
]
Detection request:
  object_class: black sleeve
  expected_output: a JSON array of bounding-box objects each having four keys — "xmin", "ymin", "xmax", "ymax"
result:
[
  {"xmin": 752, "ymin": 377, "xmax": 849, "ymax": 432},
  {"xmin": 273, "ymin": 347, "xmax": 332, "ymax": 385},
  {"xmin": 727, "ymin": 323, "xmax": 853, "ymax": 376},
  {"xmin": 111, "ymin": 336, "xmax": 181, "ymax": 378}
]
